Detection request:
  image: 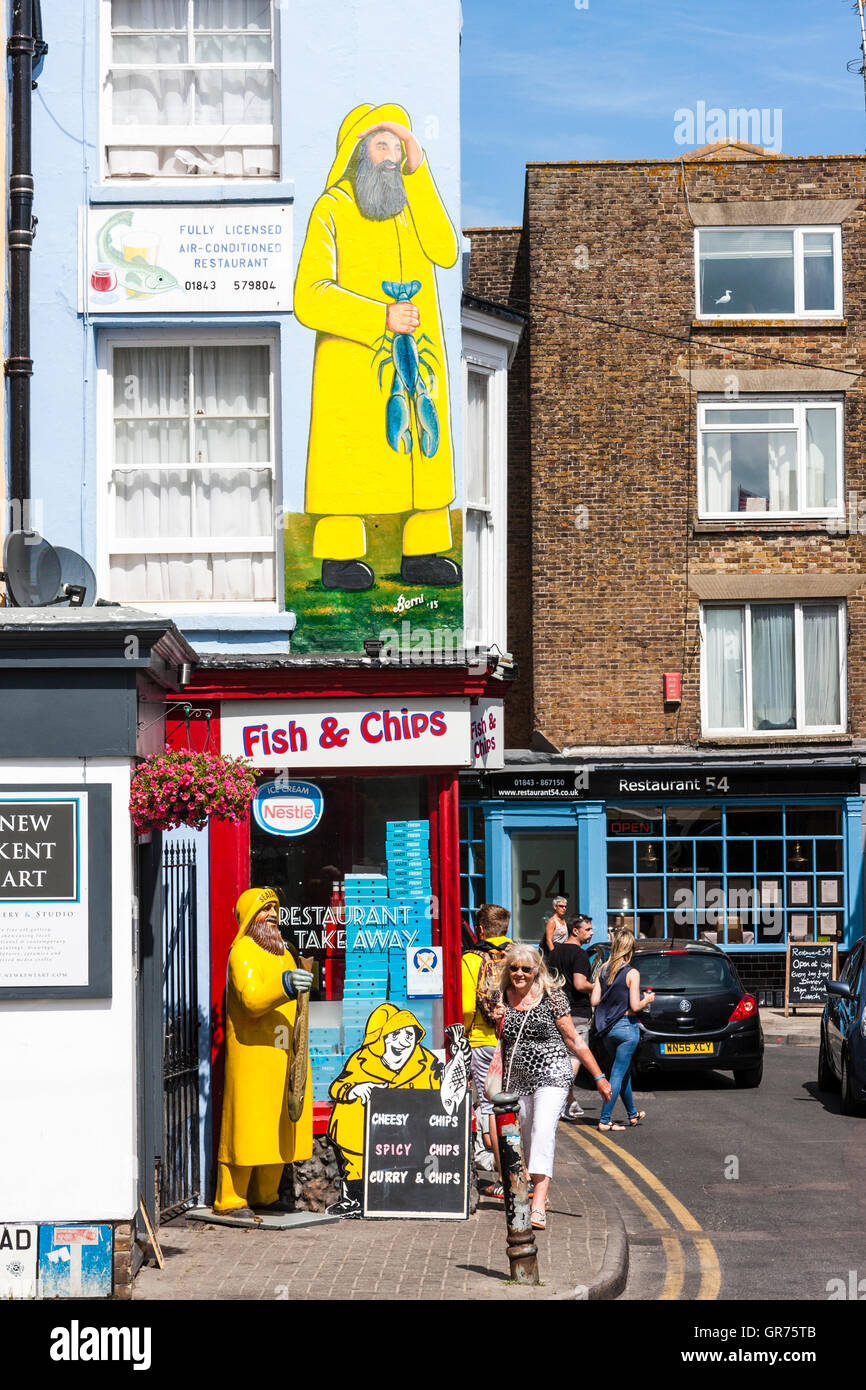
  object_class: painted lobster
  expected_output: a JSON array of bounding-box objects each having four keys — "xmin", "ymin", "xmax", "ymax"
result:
[{"xmin": 373, "ymin": 280, "xmax": 440, "ymax": 458}]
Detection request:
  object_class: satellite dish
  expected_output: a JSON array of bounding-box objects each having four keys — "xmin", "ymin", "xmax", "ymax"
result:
[
  {"xmin": 1, "ymin": 530, "xmax": 62, "ymax": 606},
  {"xmin": 54, "ymin": 547, "xmax": 97, "ymax": 608},
  {"xmin": 1, "ymin": 532, "xmax": 96, "ymax": 608}
]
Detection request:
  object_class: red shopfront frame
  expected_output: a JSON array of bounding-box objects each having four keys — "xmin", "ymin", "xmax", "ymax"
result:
[{"xmin": 167, "ymin": 664, "xmax": 490, "ymax": 1144}]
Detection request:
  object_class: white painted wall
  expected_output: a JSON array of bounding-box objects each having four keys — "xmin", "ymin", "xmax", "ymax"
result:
[{"xmin": 0, "ymin": 759, "xmax": 137, "ymax": 1221}]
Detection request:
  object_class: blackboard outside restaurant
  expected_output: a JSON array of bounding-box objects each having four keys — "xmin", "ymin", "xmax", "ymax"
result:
[{"xmin": 459, "ymin": 754, "xmax": 865, "ymax": 998}]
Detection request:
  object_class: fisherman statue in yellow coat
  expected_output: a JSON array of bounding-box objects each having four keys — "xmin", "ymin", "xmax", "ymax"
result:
[
  {"xmin": 327, "ymin": 1003, "xmax": 471, "ymax": 1218},
  {"xmin": 215, "ymin": 888, "xmax": 313, "ymax": 1218},
  {"xmin": 294, "ymin": 102, "xmax": 461, "ymax": 592}
]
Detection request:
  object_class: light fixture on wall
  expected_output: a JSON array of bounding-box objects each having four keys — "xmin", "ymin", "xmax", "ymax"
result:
[
  {"xmin": 639, "ymin": 843, "xmax": 658, "ymax": 870},
  {"xmin": 789, "ymin": 841, "xmax": 807, "ymax": 867}
]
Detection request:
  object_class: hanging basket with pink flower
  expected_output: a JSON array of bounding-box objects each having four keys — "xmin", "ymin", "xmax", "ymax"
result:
[{"xmin": 129, "ymin": 750, "xmax": 257, "ymax": 834}]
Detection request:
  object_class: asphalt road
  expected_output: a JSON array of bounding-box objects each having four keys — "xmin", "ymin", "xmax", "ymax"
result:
[{"xmin": 564, "ymin": 1042, "xmax": 866, "ymax": 1302}]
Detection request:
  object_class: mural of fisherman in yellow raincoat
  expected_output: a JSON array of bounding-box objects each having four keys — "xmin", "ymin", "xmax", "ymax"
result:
[
  {"xmin": 294, "ymin": 101, "xmax": 460, "ymax": 593},
  {"xmin": 327, "ymin": 1003, "xmax": 471, "ymax": 1218},
  {"xmin": 215, "ymin": 888, "xmax": 314, "ymax": 1217}
]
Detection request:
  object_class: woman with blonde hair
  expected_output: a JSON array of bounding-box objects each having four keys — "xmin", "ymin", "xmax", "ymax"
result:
[
  {"xmin": 492, "ymin": 944, "xmax": 611, "ymax": 1230},
  {"xmin": 590, "ymin": 930, "xmax": 654, "ymax": 1132}
]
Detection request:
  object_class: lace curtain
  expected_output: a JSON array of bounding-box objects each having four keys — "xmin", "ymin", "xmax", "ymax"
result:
[
  {"xmin": 107, "ymin": 0, "xmax": 277, "ymax": 178},
  {"xmin": 705, "ymin": 608, "xmax": 744, "ymax": 728},
  {"xmin": 111, "ymin": 344, "xmax": 274, "ymax": 602}
]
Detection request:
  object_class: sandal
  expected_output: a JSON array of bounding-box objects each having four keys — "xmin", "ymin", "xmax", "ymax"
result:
[
  {"xmin": 598, "ymin": 1121, "xmax": 627, "ymax": 1132},
  {"xmin": 482, "ymin": 1181, "xmax": 504, "ymax": 1199},
  {"xmin": 628, "ymin": 1111, "xmax": 646, "ymax": 1126},
  {"xmin": 530, "ymin": 1209, "xmax": 546, "ymax": 1230}
]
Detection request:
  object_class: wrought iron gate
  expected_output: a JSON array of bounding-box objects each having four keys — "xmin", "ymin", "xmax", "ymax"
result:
[{"xmin": 160, "ymin": 841, "xmax": 201, "ymax": 1218}]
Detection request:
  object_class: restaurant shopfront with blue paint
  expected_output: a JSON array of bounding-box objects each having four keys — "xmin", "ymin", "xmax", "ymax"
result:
[{"xmin": 459, "ymin": 762, "xmax": 864, "ymax": 998}]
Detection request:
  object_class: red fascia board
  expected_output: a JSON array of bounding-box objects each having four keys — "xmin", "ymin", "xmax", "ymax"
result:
[{"xmin": 179, "ymin": 667, "xmax": 501, "ymax": 701}]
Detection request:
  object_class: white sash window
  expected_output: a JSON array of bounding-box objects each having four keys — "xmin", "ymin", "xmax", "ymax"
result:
[
  {"xmin": 103, "ymin": 337, "xmax": 277, "ymax": 606},
  {"xmin": 701, "ymin": 601, "xmax": 846, "ymax": 736},
  {"xmin": 103, "ymin": 0, "xmax": 279, "ymax": 180}
]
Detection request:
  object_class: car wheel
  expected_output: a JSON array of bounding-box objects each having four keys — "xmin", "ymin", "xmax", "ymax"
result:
[
  {"xmin": 840, "ymin": 1049, "xmax": 864, "ymax": 1116},
  {"xmin": 818, "ymin": 1028, "xmax": 839, "ymax": 1094},
  {"xmin": 733, "ymin": 1060, "xmax": 763, "ymax": 1088}
]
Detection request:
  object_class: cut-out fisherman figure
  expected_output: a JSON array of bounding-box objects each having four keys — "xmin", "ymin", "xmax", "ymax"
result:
[
  {"xmin": 294, "ymin": 103, "xmax": 460, "ymax": 593},
  {"xmin": 327, "ymin": 1003, "xmax": 471, "ymax": 1218},
  {"xmin": 214, "ymin": 889, "xmax": 313, "ymax": 1217}
]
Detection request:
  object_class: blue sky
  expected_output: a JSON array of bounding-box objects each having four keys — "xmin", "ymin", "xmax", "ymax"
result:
[{"xmin": 461, "ymin": 0, "xmax": 866, "ymax": 226}]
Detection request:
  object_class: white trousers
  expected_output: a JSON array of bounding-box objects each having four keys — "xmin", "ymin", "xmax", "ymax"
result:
[{"xmin": 518, "ymin": 1085, "xmax": 569, "ymax": 1178}]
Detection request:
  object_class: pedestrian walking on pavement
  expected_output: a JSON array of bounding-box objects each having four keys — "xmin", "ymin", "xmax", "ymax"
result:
[
  {"xmin": 550, "ymin": 914, "xmax": 596, "ymax": 1119},
  {"xmin": 590, "ymin": 930, "xmax": 654, "ymax": 1133},
  {"xmin": 541, "ymin": 895, "xmax": 569, "ymax": 958},
  {"xmin": 493, "ymin": 945, "xmax": 611, "ymax": 1230}
]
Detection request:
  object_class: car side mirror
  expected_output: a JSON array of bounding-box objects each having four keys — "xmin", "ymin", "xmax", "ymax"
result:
[{"xmin": 826, "ymin": 980, "xmax": 852, "ymax": 1000}]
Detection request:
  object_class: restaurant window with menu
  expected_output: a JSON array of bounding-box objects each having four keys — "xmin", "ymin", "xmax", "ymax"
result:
[
  {"xmin": 250, "ymin": 774, "xmax": 439, "ymax": 1104},
  {"xmin": 605, "ymin": 803, "xmax": 846, "ymax": 948}
]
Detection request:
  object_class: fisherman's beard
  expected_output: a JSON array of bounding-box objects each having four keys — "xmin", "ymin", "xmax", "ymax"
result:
[
  {"xmin": 248, "ymin": 917, "xmax": 285, "ymax": 956},
  {"xmin": 354, "ymin": 148, "xmax": 408, "ymax": 221}
]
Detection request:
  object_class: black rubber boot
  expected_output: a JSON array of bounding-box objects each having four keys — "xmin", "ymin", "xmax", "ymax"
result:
[
  {"xmin": 400, "ymin": 554, "xmax": 462, "ymax": 586},
  {"xmin": 321, "ymin": 558, "xmax": 374, "ymax": 591}
]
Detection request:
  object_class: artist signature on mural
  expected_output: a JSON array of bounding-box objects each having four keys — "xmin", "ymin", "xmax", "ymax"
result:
[{"xmin": 392, "ymin": 592, "xmax": 439, "ymax": 614}]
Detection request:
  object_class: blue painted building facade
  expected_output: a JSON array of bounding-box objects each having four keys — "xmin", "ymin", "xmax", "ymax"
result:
[{"xmin": 30, "ymin": 0, "xmax": 465, "ymax": 655}]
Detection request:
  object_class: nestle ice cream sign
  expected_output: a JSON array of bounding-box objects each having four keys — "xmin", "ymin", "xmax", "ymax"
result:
[{"xmin": 253, "ymin": 780, "xmax": 324, "ymax": 837}]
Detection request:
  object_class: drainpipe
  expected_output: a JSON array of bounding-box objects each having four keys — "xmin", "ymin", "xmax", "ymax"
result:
[{"xmin": 6, "ymin": 0, "xmax": 37, "ymax": 526}]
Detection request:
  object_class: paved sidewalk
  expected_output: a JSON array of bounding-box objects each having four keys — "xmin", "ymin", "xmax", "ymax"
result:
[
  {"xmin": 134, "ymin": 1136, "xmax": 626, "ymax": 1302},
  {"xmin": 760, "ymin": 1006, "xmax": 821, "ymax": 1046}
]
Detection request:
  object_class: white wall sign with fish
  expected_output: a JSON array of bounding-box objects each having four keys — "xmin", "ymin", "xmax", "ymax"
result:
[{"xmin": 80, "ymin": 205, "xmax": 293, "ymax": 314}]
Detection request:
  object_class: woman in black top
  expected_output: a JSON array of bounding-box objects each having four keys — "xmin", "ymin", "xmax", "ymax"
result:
[{"xmin": 590, "ymin": 930, "xmax": 654, "ymax": 1131}]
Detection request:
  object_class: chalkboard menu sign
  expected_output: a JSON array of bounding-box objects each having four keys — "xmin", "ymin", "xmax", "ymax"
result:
[
  {"xmin": 785, "ymin": 942, "xmax": 838, "ymax": 1016},
  {"xmin": 363, "ymin": 1090, "xmax": 470, "ymax": 1219}
]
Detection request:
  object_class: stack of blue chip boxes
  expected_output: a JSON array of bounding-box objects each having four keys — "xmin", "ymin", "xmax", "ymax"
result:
[
  {"xmin": 385, "ymin": 820, "xmax": 434, "ymax": 1038},
  {"xmin": 308, "ymin": 823, "xmax": 437, "ymax": 1103}
]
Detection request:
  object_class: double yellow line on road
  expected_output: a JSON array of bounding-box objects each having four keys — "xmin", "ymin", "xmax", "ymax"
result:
[{"xmin": 562, "ymin": 1123, "xmax": 722, "ymax": 1300}]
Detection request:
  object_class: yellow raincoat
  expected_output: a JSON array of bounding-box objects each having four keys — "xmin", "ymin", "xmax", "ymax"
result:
[
  {"xmin": 217, "ymin": 888, "xmax": 313, "ymax": 1170},
  {"xmin": 328, "ymin": 1003, "xmax": 440, "ymax": 1181},
  {"xmin": 294, "ymin": 102, "xmax": 459, "ymax": 556}
]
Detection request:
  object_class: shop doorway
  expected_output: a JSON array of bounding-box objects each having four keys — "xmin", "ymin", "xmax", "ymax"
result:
[
  {"xmin": 510, "ymin": 832, "xmax": 579, "ymax": 945},
  {"xmin": 160, "ymin": 840, "xmax": 201, "ymax": 1219}
]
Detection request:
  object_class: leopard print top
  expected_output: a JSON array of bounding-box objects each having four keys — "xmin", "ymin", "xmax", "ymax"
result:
[{"xmin": 501, "ymin": 988, "xmax": 573, "ymax": 1094}]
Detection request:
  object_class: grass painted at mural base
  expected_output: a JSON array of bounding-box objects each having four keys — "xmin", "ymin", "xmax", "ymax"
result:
[{"xmin": 285, "ymin": 510, "xmax": 464, "ymax": 654}]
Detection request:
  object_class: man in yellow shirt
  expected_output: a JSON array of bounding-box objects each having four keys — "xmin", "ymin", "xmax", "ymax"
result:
[{"xmin": 462, "ymin": 903, "xmax": 511, "ymax": 1194}]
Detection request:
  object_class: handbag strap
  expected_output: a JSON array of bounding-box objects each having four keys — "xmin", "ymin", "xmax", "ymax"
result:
[{"xmin": 504, "ymin": 1001, "xmax": 531, "ymax": 1092}]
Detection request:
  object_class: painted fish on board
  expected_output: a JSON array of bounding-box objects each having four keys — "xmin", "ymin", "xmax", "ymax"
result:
[
  {"xmin": 440, "ymin": 1023, "xmax": 470, "ymax": 1116},
  {"xmin": 94, "ymin": 211, "xmax": 179, "ymax": 299}
]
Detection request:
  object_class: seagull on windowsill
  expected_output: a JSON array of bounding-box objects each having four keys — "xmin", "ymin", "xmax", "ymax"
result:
[{"xmin": 714, "ymin": 289, "xmax": 733, "ymax": 305}]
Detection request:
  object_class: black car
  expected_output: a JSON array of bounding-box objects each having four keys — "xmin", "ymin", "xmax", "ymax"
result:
[
  {"xmin": 596, "ymin": 939, "xmax": 764, "ymax": 1087},
  {"xmin": 818, "ymin": 934, "xmax": 866, "ymax": 1114}
]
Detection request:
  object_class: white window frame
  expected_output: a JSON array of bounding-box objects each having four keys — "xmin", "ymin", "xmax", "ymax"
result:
[
  {"xmin": 700, "ymin": 600, "xmax": 847, "ymax": 738},
  {"xmin": 97, "ymin": 327, "xmax": 282, "ymax": 613},
  {"xmin": 100, "ymin": 0, "xmax": 280, "ymax": 183},
  {"xmin": 464, "ymin": 318, "xmax": 517, "ymax": 653},
  {"xmin": 697, "ymin": 395, "xmax": 844, "ymax": 521},
  {"xmin": 694, "ymin": 226, "xmax": 843, "ymax": 321}
]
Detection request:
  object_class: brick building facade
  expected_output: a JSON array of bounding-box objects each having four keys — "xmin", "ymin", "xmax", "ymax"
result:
[{"xmin": 460, "ymin": 146, "xmax": 866, "ymax": 998}]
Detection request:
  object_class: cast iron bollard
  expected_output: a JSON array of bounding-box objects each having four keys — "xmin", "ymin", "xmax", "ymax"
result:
[{"xmin": 492, "ymin": 1092, "xmax": 539, "ymax": 1285}]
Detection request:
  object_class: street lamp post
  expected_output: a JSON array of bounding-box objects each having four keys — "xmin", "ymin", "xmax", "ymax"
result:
[{"xmin": 492, "ymin": 1091, "xmax": 539, "ymax": 1285}]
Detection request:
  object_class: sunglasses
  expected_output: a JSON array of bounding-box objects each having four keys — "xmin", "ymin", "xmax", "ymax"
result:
[{"xmin": 509, "ymin": 965, "xmax": 535, "ymax": 975}]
